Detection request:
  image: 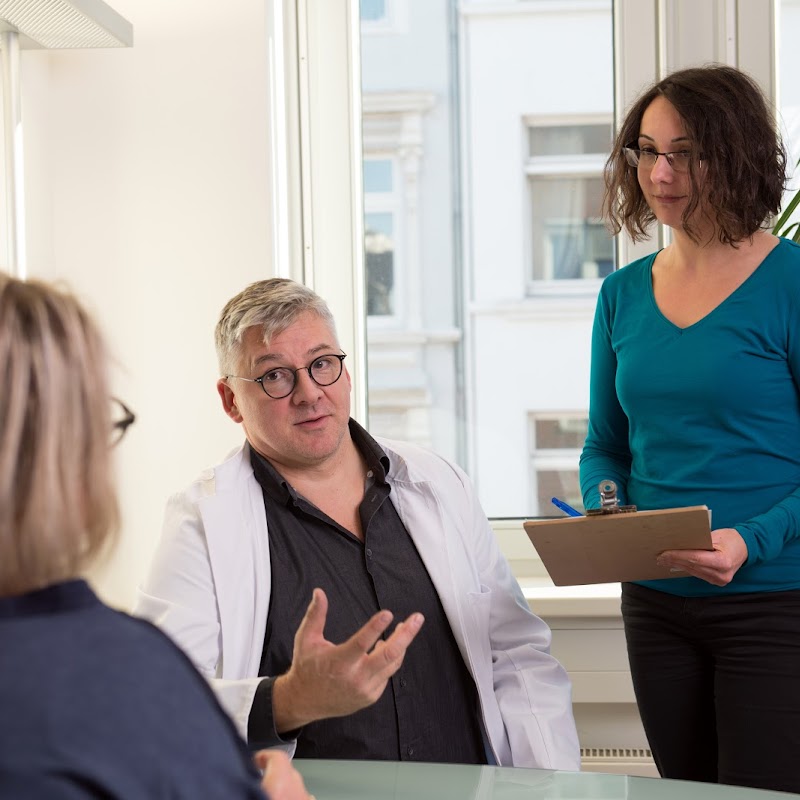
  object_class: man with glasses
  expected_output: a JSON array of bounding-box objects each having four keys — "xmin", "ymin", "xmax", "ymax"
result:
[{"xmin": 136, "ymin": 278, "xmax": 579, "ymax": 770}]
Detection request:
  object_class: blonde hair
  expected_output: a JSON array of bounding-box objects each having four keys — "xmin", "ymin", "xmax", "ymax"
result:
[
  {"xmin": 0, "ymin": 273, "xmax": 119, "ymax": 596},
  {"xmin": 214, "ymin": 278, "xmax": 338, "ymax": 376}
]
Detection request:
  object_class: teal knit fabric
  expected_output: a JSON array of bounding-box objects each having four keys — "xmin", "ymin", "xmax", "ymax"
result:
[{"xmin": 580, "ymin": 238, "xmax": 800, "ymax": 596}]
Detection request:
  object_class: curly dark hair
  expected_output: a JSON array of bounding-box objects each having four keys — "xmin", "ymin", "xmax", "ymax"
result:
[{"xmin": 604, "ymin": 64, "xmax": 787, "ymax": 245}]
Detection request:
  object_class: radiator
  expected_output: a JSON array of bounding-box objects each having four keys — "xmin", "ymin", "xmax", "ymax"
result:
[{"xmin": 580, "ymin": 747, "xmax": 658, "ymax": 777}]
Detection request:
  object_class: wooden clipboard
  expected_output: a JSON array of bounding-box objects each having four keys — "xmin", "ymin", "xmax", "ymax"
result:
[{"xmin": 523, "ymin": 506, "xmax": 713, "ymax": 586}]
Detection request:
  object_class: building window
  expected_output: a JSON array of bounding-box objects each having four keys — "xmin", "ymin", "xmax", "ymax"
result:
[
  {"xmin": 530, "ymin": 414, "xmax": 588, "ymax": 516},
  {"xmin": 363, "ymin": 158, "xmax": 398, "ymax": 317},
  {"xmin": 360, "ymin": 0, "xmax": 387, "ymax": 23},
  {"xmin": 526, "ymin": 117, "xmax": 614, "ymax": 289},
  {"xmin": 365, "ymin": 211, "xmax": 395, "ymax": 316},
  {"xmin": 360, "ymin": 0, "xmax": 408, "ymax": 36}
]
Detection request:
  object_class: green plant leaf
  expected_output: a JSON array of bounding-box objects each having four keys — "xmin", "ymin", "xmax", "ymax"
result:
[
  {"xmin": 780, "ymin": 220, "xmax": 800, "ymax": 242},
  {"xmin": 773, "ymin": 187, "xmax": 800, "ymax": 236},
  {"xmin": 773, "ymin": 156, "xmax": 800, "ymax": 238}
]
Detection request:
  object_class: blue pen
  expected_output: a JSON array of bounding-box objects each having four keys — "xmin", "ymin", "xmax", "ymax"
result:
[{"xmin": 551, "ymin": 497, "xmax": 583, "ymax": 517}]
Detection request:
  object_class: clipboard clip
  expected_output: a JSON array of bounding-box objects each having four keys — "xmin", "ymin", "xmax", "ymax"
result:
[{"xmin": 585, "ymin": 480, "xmax": 638, "ymax": 515}]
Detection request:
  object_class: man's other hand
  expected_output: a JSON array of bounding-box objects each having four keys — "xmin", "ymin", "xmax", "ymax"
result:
[{"xmin": 255, "ymin": 749, "xmax": 312, "ymax": 800}]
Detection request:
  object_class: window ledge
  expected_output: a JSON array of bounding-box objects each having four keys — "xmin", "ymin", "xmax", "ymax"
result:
[{"xmin": 518, "ymin": 577, "xmax": 622, "ymax": 618}]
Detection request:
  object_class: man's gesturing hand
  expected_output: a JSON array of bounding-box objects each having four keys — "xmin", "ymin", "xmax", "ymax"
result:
[{"xmin": 272, "ymin": 588, "xmax": 424, "ymax": 733}]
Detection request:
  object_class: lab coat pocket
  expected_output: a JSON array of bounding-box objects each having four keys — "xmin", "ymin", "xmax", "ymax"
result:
[{"xmin": 466, "ymin": 584, "xmax": 493, "ymax": 666}]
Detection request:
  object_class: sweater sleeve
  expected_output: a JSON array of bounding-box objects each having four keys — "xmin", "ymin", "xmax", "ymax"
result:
[
  {"xmin": 735, "ymin": 289, "xmax": 800, "ymax": 565},
  {"xmin": 579, "ymin": 282, "xmax": 633, "ymax": 509}
]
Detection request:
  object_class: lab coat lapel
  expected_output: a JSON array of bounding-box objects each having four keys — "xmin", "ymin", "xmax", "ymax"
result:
[{"xmin": 389, "ymin": 477, "xmax": 472, "ymax": 660}]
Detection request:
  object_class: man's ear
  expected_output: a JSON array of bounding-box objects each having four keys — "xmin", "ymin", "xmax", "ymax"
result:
[{"xmin": 217, "ymin": 379, "xmax": 243, "ymax": 423}]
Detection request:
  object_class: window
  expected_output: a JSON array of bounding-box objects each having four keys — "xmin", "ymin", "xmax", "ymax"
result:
[
  {"xmin": 359, "ymin": 14, "xmax": 455, "ymax": 455},
  {"xmin": 363, "ymin": 158, "xmax": 399, "ymax": 318},
  {"xmin": 526, "ymin": 118, "xmax": 615, "ymax": 287},
  {"xmin": 364, "ymin": 211, "xmax": 395, "ymax": 315},
  {"xmin": 291, "ymin": 0, "xmax": 777, "ymax": 531},
  {"xmin": 356, "ymin": 0, "xmax": 612, "ymax": 515},
  {"xmin": 360, "ymin": 94, "xmax": 436, "ymax": 331},
  {"xmin": 360, "ymin": 0, "xmax": 386, "ymax": 23},
  {"xmin": 359, "ymin": 0, "xmax": 408, "ymax": 35},
  {"xmin": 530, "ymin": 415, "xmax": 589, "ymax": 516}
]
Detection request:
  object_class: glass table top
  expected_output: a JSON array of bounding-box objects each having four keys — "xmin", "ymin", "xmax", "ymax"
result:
[{"xmin": 294, "ymin": 760, "xmax": 800, "ymax": 800}]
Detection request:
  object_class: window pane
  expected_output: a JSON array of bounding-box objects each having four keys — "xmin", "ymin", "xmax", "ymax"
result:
[
  {"xmin": 359, "ymin": 1, "xmax": 613, "ymax": 517},
  {"xmin": 365, "ymin": 212, "xmax": 395, "ymax": 316},
  {"xmin": 364, "ymin": 159, "xmax": 393, "ymax": 193},
  {"xmin": 529, "ymin": 124, "xmax": 612, "ymax": 157},
  {"xmin": 531, "ymin": 177, "xmax": 613, "ymax": 280},
  {"xmin": 535, "ymin": 417, "xmax": 589, "ymax": 450},
  {"xmin": 536, "ymin": 470, "xmax": 585, "ymax": 517},
  {"xmin": 360, "ymin": 0, "xmax": 387, "ymax": 23}
]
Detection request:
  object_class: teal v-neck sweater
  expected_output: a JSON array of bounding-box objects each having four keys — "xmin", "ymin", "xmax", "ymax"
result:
[{"xmin": 580, "ymin": 237, "xmax": 800, "ymax": 596}]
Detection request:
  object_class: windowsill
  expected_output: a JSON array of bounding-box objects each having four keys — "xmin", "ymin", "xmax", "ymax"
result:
[{"xmin": 518, "ymin": 577, "xmax": 622, "ymax": 618}]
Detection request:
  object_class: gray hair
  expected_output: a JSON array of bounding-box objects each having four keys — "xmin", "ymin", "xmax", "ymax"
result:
[{"xmin": 214, "ymin": 278, "xmax": 338, "ymax": 376}]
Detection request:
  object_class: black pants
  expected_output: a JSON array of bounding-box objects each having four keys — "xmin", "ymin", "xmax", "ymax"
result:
[{"xmin": 621, "ymin": 582, "xmax": 800, "ymax": 793}]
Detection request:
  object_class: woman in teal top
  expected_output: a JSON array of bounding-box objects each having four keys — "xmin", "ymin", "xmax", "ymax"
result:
[{"xmin": 580, "ymin": 65, "xmax": 800, "ymax": 794}]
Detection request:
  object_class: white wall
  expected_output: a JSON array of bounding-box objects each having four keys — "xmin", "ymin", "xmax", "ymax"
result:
[{"xmin": 17, "ymin": 0, "xmax": 275, "ymax": 609}]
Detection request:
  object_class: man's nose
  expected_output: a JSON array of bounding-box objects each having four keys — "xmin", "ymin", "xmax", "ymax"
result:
[{"xmin": 291, "ymin": 369, "xmax": 323, "ymax": 403}]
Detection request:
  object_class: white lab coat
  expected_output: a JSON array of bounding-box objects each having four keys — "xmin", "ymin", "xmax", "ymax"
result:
[{"xmin": 135, "ymin": 439, "xmax": 580, "ymax": 770}]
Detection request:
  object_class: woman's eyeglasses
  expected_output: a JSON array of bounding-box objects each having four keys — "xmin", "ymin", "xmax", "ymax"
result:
[
  {"xmin": 111, "ymin": 398, "xmax": 136, "ymax": 447},
  {"xmin": 623, "ymin": 145, "xmax": 701, "ymax": 173}
]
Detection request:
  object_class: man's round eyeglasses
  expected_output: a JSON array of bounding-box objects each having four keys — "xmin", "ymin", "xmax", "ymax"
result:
[
  {"xmin": 226, "ymin": 353, "xmax": 347, "ymax": 399},
  {"xmin": 111, "ymin": 397, "xmax": 136, "ymax": 447},
  {"xmin": 623, "ymin": 145, "xmax": 701, "ymax": 174}
]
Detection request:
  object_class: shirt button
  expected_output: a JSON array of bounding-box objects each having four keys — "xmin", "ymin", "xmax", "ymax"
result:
[
  {"xmin": 407, "ymin": 746, "xmax": 415, "ymax": 757},
  {"xmin": 400, "ymin": 677, "xmax": 407, "ymax": 688},
  {"xmin": 366, "ymin": 548, "xmax": 372, "ymax": 558}
]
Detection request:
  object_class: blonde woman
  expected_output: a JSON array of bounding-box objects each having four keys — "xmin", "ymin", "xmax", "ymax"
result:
[{"xmin": 0, "ymin": 273, "xmax": 309, "ymax": 800}]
